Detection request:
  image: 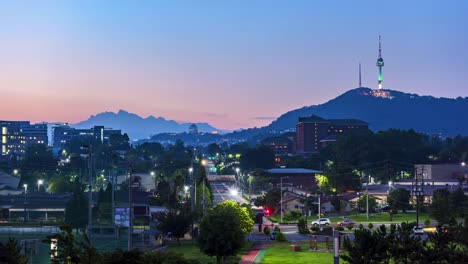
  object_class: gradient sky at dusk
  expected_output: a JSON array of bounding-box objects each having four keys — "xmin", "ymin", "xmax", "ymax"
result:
[{"xmin": 1, "ymin": 1, "xmax": 467, "ymax": 130}]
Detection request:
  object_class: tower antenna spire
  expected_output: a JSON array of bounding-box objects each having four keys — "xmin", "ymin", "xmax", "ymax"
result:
[
  {"xmin": 359, "ymin": 61, "xmax": 362, "ymax": 88},
  {"xmin": 376, "ymin": 35, "xmax": 384, "ymax": 89},
  {"xmin": 378, "ymin": 35, "xmax": 382, "ymax": 58}
]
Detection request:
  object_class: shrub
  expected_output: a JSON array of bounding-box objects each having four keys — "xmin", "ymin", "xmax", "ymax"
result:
[
  {"xmin": 310, "ymin": 226, "xmax": 320, "ymax": 232},
  {"xmin": 368, "ymin": 223, "xmax": 374, "ymax": 229},
  {"xmin": 297, "ymin": 218, "xmax": 307, "ymax": 231},
  {"xmin": 275, "ymin": 231, "xmax": 287, "ymax": 242},
  {"xmin": 284, "ymin": 210, "xmax": 302, "ymax": 221},
  {"xmin": 424, "ymin": 219, "xmax": 431, "ymax": 227},
  {"xmin": 322, "ymin": 226, "xmax": 333, "ymax": 231},
  {"xmin": 358, "ymin": 224, "xmax": 364, "ymax": 230},
  {"xmin": 263, "ymin": 226, "xmax": 271, "ymax": 235},
  {"xmin": 334, "ymin": 226, "xmax": 344, "ymax": 231},
  {"xmin": 274, "ymin": 226, "xmax": 281, "ymax": 232},
  {"xmin": 346, "ymin": 224, "xmax": 354, "ymax": 230},
  {"xmin": 299, "ymin": 228, "xmax": 310, "ymax": 235}
]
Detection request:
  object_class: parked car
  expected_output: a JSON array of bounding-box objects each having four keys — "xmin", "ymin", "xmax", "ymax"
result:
[
  {"xmin": 412, "ymin": 226, "xmax": 424, "ymax": 235},
  {"xmin": 311, "ymin": 218, "xmax": 331, "ymax": 226},
  {"xmin": 337, "ymin": 219, "xmax": 356, "ymax": 227}
]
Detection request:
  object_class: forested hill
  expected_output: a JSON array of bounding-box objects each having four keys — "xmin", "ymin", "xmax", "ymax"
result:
[{"xmin": 265, "ymin": 87, "xmax": 468, "ymax": 136}]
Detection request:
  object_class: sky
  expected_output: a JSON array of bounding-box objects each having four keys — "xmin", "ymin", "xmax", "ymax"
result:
[{"xmin": 0, "ymin": 0, "xmax": 467, "ymax": 130}]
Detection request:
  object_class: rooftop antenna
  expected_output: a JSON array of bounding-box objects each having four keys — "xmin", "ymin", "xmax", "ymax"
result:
[{"xmin": 359, "ymin": 61, "xmax": 362, "ymax": 88}]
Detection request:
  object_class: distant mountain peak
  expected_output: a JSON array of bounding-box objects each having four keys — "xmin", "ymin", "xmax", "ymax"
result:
[{"xmin": 73, "ymin": 110, "xmax": 220, "ymax": 140}]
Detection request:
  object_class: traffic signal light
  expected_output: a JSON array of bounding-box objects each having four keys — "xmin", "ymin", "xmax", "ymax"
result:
[{"xmin": 264, "ymin": 208, "xmax": 270, "ymax": 216}]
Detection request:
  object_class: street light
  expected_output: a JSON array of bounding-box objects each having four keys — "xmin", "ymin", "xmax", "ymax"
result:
[
  {"xmin": 23, "ymin": 184, "xmax": 28, "ymax": 222},
  {"xmin": 230, "ymin": 189, "xmax": 238, "ymax": 196},
  {"xmin": 13, "ymin": 169, "xmax": 19, "ymax": 175},
  {"xmin": 461, "ymin": 162, "xmax": 466, "ymax": 166},
  {"xmin": 235, "ymin": 168, "xmax": 240, "ymax": 188},
  {"xmin": 37, "ymin": 179, "xmax": 43, "ymax": 192},
  {"xmin": 280, "ymin": 176, "xmax": 289, "ymax": 223}
]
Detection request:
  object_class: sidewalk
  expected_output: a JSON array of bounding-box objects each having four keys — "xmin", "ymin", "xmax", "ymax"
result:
[{"xmin": 240, "ymin": 241, "xmax": 270, "ymax": 264}]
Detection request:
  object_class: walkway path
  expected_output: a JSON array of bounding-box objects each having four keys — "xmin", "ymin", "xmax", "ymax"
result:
[{"xmin": 240, "ymin": 241, "xmax": 271, "ymax": 264}]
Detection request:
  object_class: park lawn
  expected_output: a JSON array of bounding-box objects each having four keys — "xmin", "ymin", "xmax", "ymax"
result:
[
  {"xmin": 344, "ymin": 212, "xmax": 431, "ymax": 224},
  {"xmin": 268, "ymin": 215, "xmax": 299, "ymax": 224},
  {"xmin": 166, "ymin": 240, "xmax": 253, "ymax": 263},
  {"xmin": 260, "ymin": 242, "xmax": 333, "ymax": 264}
]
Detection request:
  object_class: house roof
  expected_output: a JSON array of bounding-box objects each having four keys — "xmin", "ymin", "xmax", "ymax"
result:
[{"xmin": 266, "ymin": 168, "xmax": 322, "ymax": 174}]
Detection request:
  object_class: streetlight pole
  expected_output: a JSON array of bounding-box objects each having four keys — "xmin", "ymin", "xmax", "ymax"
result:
[
  {"xmin": 23, "ymin": 184, "xmax": 27, "ymax": 222},
  {"xmin": 280, "ymin": 176, "xmax": 289, "ymax": 223},
  {"xmin": 128, "ymin": 166, "xmax": 134, "ymax": 250},
  {"xmin": 37, "ymin": 179, "xmax": 43, "ymax": 192}
]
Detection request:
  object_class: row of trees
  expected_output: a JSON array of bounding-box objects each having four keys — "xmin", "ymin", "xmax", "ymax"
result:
[{"xmin": 342, "ymin": 221, "xmax": 468, "ymax": 263}]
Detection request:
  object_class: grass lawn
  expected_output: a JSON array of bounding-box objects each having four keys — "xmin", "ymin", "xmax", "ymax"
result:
[
  {"xmin": 165, "ymin": 240, "xmax": 254, "ymax": 263},
  {"xmin": 341, "ymin": 212, "xmax": 431, "ymax": 224},
  {"xmin": 260, "ymin": 242, "xmax": 333, "ymax": 264},
  {"xmin": 268, "ymin": 215, "xmax": 300, "ymax": 224}
]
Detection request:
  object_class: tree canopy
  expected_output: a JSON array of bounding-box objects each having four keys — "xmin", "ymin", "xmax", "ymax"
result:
[{"xmin": 198, "ymin": 201, "xmax": 254, "ymax": 263}]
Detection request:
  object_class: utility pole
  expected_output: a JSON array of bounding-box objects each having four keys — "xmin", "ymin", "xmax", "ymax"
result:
[
  {"xmin": 128, "ymin": 166, "xmax": 134, "ymax": 250},
  {"xmin": 413, "ymin": 165, "xmax": 425, "ymax": 227},
  {"xmin": 189, "ymin": 156, "xmax": 195, "ymax": 242},
  {"xmin": 366, "ymin": 173, "xmax": 369, "ymax": 220},
  {"xmin": 280, "ymin": 176, "xmax": 289, "ymax": 223},
  {"xmin": 87, "ymin": 145, "xmax": 93, "ymax": 245},
  {"xmin": 202, "ymin": 179, "xmax": 206, "ymax": 216}
]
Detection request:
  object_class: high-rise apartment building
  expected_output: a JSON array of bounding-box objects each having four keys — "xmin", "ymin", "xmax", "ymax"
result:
[
  {"xmin": 52, "ymin": 123, "xmax": 122, "ymax": 148},
  {"xmin": 296, "ymin": 115, "xmax": 368, "ymax": 153},
  {"xmin": 1, "ymin": 121, "xmax": 48, "ymax": 156}
]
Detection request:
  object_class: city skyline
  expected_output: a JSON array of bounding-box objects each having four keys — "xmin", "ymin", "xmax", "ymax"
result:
[{"xmin": 0, "ymin": 1, "xmax": 467, "ymax": 130}]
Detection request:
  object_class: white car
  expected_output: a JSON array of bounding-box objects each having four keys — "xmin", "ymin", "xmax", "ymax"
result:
[
  {"xmin": 311, "ymin": 218, "xmax": 331, "ymax": 226},
  {"xmin": 412, "ymin": 226, "xmax": 424, "ymax": 235}
]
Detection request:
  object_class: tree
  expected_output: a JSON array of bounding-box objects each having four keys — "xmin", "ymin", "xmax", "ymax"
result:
[
  {"xmin": 342, "ymin": 225, "xmax": 391, "ymax": 264},
  {"xmin": 43, "ymin": 225, "xmax": 101, "ymax": 264},
  {"xmin": 154, "ymin": 206, "xmax": 193, "ymax": 245},
  {"xmin": 357, "ymin": 194, "xmax": 377, "ymax": 213},
  {"xmin": 431, "ymin": 188, "xmax": 456, "ymax": 224},
  {"xmin": 0, "ymin": 238, "xmax": 28, "ymax": 264},
  {"xmin": 198, "ymin": 201, "xmax": 254, "ymax": 263},
  {"xmin": 65, "ymin": 180, "xmax": 89, "ymax": 229},
  {"xmin": 97, "ymin": 183, "xmax": 113, "ymax": 222},
  {"xmin": 449, "ymin": 187, "xmax": 468, "ymax": 218},
  {"xmin": 48, "ymin": 174, "xmax": 74, "ymax": 194},
  {"xmin": 388, "ymin": 188, "xmax": 411, "ymax": 212}
]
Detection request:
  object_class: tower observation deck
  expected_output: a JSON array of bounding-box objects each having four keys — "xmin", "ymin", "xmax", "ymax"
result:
[{"xmin": 376, "ymin": 35, "xmax": 384, "ymax": 89}]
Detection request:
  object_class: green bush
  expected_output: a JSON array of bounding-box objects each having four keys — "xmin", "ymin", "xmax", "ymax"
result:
[
  {"xmin": 322, "ymin": 226, "xmax": 333, "ymax": 231},
  {"xmin": 358, "ymin": 224, "xmax": 364, "ymax": 230},
  {"xmin": 263, "ymin": 226, "xmax": 271, "ymax": 235},
  {"xmin": 424, "ymin": 219, "xmax": 431, "ymax": 227},
  {"xmin": 368, "ymin": 223, "xmax": 374, "ymax": 229},
  {"xmin": 298, "ymin": 228, "xmax": 310, "ymax": 235},
  {"xmin": 275, "ymin": 231, "xmax": 287, "ymax": 242},
  {"xmin": 297, "ymin": 218, "xmax": 306, "ymax": 230},
  {"xmin": 284, "ymin": 210, "xmax": 302, "ymax": 221},
  {"xmin": 274, "ymin": 226, "xmax": 281, "ymax": 232},
  {"xmin": 334, "ymin": 226, "xmax": 344, "ymax": 231},
  {"xmin": 346, "ymin": 224, "xmax": 354, "ymax": 230},
  {"xmin": 310, "ymin": 226, "xmax": 320, "ymax": 232}
]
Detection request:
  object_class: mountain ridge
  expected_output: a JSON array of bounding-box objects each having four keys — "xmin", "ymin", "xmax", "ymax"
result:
[
  {"xmin": 73, "ymin": 110, "xmax": 220, "ymax": 140},
  {"xmin": 265, "ymin": 87, "xmax": 468, "ymax": 136}
]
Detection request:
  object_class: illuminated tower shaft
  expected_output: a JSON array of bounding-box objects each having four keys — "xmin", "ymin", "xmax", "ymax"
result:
[{"xmin": 376, "ymin": 35, "xmax": 384, "ymax": 89}]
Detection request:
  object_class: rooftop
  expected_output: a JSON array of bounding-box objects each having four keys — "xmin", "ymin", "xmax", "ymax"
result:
[{"xmin": 266, "ymin": 168, "xmax": 322, "ymax": 174}]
